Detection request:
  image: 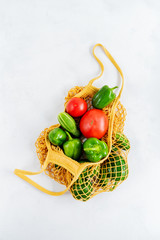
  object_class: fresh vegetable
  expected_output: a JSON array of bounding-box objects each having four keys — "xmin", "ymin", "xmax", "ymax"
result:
[
  {"xmin": 78, "ymin": 165, "xmax": 100, "ymax": 179},
  {"xmin": 71, "ymin": 176, "xmax": 93, "ymax": 201},
  {"xmin": 80, "ymin": 109, "xmax": 108, "ymax": 139},
  {"xmin": 48, "ymin": 128, "xmax": 67, "ymax": 146},
  {"xmin": 107, "ymin": 153, "xmax": 128, "ymax": 181},
  {"xmin": 92, "ymin": 85, "xmax": 118, "ymax": 109},
  {"xmin": 79, "ymin": 160, "xmax": 89, "ymax": 163},
  {"xmin": 99, "ymin": 153, "xmax": 128, "ymax": 190},
  {"xmin": 107, "ymin": 153, "xmax": 129, "ymax": 191},
  {"xmin": 83, "ymin": 138, "xmax": 108, "ymax": 162},
  {"xmin": 111, "ymin": 145, "xmax": 118, "ymax": 152},
  {"xmin": 98, "ymin": 164, "xmax": 109, "ymax": 189},
  {"xmin": 70, "ymin": 165, "xmax": 99, "ymax": 201},
  {"xmin": 66, "ymin": 97, "xmax": 88, "ymax": 117},
  {"xmin": 115, "ymin": 132, "xmax": 130, "ymax": 150},
  {"xmin": 110, "ymin": 133, "xmax": 130, "ymax": 152},
  {"xmin": 58, "ymin": 112, "xmax": 80, "ymax": 137},
  {"xmin": 63, "ymin": 132, "xmax": 82, "ymax": 160}
]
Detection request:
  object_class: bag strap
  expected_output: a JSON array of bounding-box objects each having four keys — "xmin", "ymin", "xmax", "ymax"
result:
[
  {"xmin": 14, "ymin": 152, "xmax": 87, "ymax": 196},
  {"xmin": 14, "ymin": 168, "xmax": 79, "ymax": 196},
  {"xmin": 72, "ymin": 43, "xmax": 124, "ymax": 105},
  {"xmin": 89, "ymin": 43, "xmax": 124, "ymax": 100}
]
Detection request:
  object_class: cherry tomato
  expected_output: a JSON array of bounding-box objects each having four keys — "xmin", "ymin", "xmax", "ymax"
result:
[
  {"xmin": 80, "ymin": 109, "xmax": 108, "ymax": 139},
  {"xmin": 66, "ymin": 97, "xmax": 87, "ymax": 117}
]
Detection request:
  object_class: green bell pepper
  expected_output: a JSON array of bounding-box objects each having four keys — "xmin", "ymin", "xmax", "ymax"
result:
[
  {"xmin": 83, "ymin": 138, "xmax": 108, "ymax": 162},
  {"xmin": 63, "ymin": 132, "xmax": 82, "ymax": 160},
  {"xmin": 92, "ymin": 85, "xmax": 118, "ymax": 109},
  {"xmin": 48, "ymin": 128, "xmax": 67, "ymax": 146}
]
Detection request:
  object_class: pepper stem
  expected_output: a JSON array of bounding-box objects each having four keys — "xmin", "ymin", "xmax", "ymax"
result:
[
  {"xmin": 111, "ymin": 86, "xmax": 118, "ymax": 91},
  {"xmin": 65, "ymin": 131, "xmax": 73, "ymax": 140}
]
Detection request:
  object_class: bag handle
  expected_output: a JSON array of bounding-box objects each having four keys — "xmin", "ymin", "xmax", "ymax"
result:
[
  {"xmin": 14, "ymin": 148, "xmax": 88, "ymax": 196},
  {"xmin": 89, "ymin": 43, "xmax": 124, "ymax": 100},
  {"xmin": 14, "ymin": 169, "xmax": 81, "ymax": 196},
  {"xmin": 14, "ymin": 43, "xmax": 124, "ymax": 196},
  {"xmin": 14, "ymin": 169, "xmax": 79, "ymax": 196},
  {"xmin": 73, "ymin": 43, "xmax": 124, "ymax": 103}
]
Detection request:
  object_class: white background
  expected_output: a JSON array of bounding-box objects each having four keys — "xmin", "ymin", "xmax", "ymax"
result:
[{"xmin": 0, "ymin": 0, "xmax": 160, "ymax": 239}]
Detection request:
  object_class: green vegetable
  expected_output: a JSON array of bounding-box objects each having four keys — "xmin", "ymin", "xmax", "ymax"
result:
[
  {"xmin": 115, "ymin": 132, "xmax": 130, "ymax": 150},
  {"xmin": 58, "ymin": 112, "xmax": 80, "ymax": 137},
  {"xmin": 92, "ymin": 85, "xmax": 118, "ymax": 109},
  {"xmin": 71, "ymin": 177, "xmax": 93, "ymax": 201},
  {"xmin": 63, "ymin": 132, "xmax": 82, "ymax": 160},
  {"xmin": 83, "ymin": 138, "xmax": 108, "ymax": 162},
  {"xmin": 99, "ymin": 153, "xmax": 128, "ymax": 190},
  {"xmin": 70, "ymin": 165, "xmax": 99, "ymax": 201},
  {"xmin": 48, "ymin": 128, "xmax": 67, "ymax": 146},
  {"xmin": 107, "ymin": 154, "xmax": 128, "ymax": 181},
  {"xmin": 98, "ymin": 164, "xmax": 109, "ymax": 189},
  {"xmin": 111, "ymin": 133, "xmax": 130, "ymax": 152},
  {"xmin": 79, "ymin": 160, "xmax": 89, "ymax": 163},
  {"xmin": 108, "ymin": 153, "xmax": 129, "ymax": 191},
  {"xmin": 111, "ymin": 145, "xmax": 118, "ymax": 152}
]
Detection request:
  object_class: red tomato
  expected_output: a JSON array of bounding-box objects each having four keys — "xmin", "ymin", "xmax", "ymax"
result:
[
  {"xmin": 66, "ymin": 97, "xmax": 87, "ymax": 117},
  {"xmin": 80, "ymin": 109, "xmax": 108, "ymax": 139}
]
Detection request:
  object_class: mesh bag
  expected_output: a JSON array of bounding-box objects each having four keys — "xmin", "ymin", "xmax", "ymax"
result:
[{"xmin": 14, "ymin": 44, "xmax": 130, "ymax": 201}]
